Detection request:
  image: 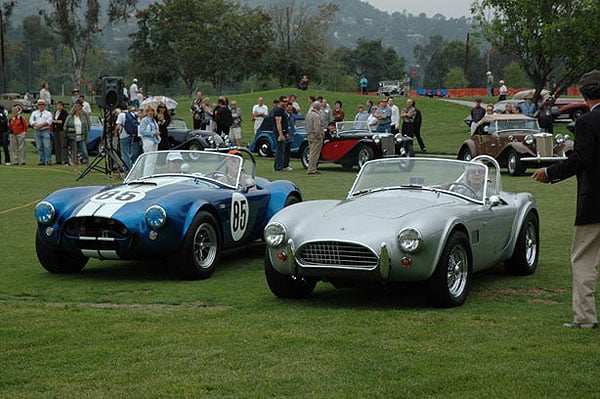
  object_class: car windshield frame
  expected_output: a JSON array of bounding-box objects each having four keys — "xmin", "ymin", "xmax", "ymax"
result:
[
  {"xmin": 348, "ymin": 157, "xmax": 499, "ymax": 203},
  {"xmin": 124, "ymin": 150, "xmax": 244, "ymax": 189}
]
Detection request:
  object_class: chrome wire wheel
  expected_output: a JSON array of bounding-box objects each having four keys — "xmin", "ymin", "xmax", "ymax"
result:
[
  {"xmin": 193, "ymin": 221, "xmax": 218, "ymax": 269},
  {"xmin": 446, "ymin": 243, "xmax": 469, "ymax": 299},
  {"xmin": 524, "ymin": 220, "xmax": 538, "ymax": 267}
]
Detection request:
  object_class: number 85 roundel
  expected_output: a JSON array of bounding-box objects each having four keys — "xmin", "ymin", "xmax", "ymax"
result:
[{"xmin": 34, "ymin": 149, "xmax": 302, "ymax": 280}]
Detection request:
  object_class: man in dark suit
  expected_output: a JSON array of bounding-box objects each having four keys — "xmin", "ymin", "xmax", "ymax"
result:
[{"xmin": 533, "ymin": 70, "xmax": 600, "ymax": 329}]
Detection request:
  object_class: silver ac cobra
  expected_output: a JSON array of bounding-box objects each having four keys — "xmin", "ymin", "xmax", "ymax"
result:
[{"xmin": 264, "ymin": 156, "xmax": 539, "ymax": 307}]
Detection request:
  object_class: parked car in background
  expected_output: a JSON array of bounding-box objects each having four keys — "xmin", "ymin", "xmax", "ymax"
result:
[
  {"xmin": 0, "ymin": 92, "xmax": 33, "ymax": 113},
  {"xmin": 458, "ymin": 114, "xmax": 573, "ymax": 176},
  {"xmin": 249, "ymin": 115, "xmax": 306, "ymax": 157},
  {"xmin": 300, "ymin": 121, "xmax": 398, "ymax": 170},
  {"xmin": 87, "ymin": 115, "xmax": 103, "ymax": 154},
  {"xmin": 34, "ymin": 148, "xmax": 301, "ymax": 280},
  {"xmin": 377, "ymin": 80, "xmax": 401, "ymax": 97},
  {"xmin": 264, "ymin": 156, "xmax": 539, "ymax": 307},
  {"xmin": 167, "ymin": 117, "xmax": 231, "ymax": 155},
  {"xmin": 551, "ymin": 97, "xmax": 589, "ymax": 121}
]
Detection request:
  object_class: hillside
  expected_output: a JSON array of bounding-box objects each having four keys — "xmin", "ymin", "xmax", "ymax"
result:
[{"xmin": 7, "ymin": 0, "xmax": 471, "ymax": 64}]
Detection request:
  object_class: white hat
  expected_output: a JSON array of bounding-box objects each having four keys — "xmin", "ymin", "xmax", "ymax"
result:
[
  {"xmin": 167, "ymin": 152, "xmax": 183, "ymax": 162},
  {"xmin": 486, "ymin": 71, "xmax": 492, "ymax": 75},
  {"xmin": 133, "ymin": 78, "xmax": 138, "ymax": 83},
  {"xmin": 499, "ymin": 80, "xmax": 504, "ymax": 84}
]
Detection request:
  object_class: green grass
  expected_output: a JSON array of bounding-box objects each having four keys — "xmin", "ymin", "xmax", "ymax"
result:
[{"xmin": 0, "ymin": 93, "xmax": 594, "ymax": 399}]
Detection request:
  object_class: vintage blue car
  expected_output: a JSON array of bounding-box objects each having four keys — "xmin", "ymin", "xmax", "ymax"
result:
[
  {"xmin": 248, "ymin": 115, "xmax": 306, "ymax": 157},
  {"xmin": 264, "ymin": 156, "xmax": 539, "ymax": 307},
  {"xmin": 35, "ymin": 148, "xmax": 302, "ymax": 279}
]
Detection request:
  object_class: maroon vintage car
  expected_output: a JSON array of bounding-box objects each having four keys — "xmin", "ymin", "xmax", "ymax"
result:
[{"xmin": 552, "ymin": 97, "xmax": 589, "ymax": 121}]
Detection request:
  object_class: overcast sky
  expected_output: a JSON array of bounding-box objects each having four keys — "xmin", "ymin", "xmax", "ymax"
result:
[{"xmin": 365, "ymin": 0, "xmax": 474, "ymax": 18}]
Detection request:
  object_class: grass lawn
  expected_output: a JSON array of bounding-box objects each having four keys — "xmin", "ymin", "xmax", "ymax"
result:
[{"xmin": 0, "ymin": 91, "xmax": 595, "ymax": 399}]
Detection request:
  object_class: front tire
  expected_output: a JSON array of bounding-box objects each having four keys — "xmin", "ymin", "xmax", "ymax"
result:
[
  {"xmin": 300, "ymin": 143, "xmax": 309, "ymax": 169},
  {"xmin": 507, "ymin": 150, "xmax": 526, "ymax": 176},
  {"xmin": 427, "ymin": 231, "xmax": 471, "ymax": 307},
  {"xmin": 175, "ymin": 211, "xmax": 220, "ymax": 280},
  {"xmin": 265, "ymin": 250, "xmax": 316, "ymax": 298},
  {"xmin": 35, "ymin": 232, "xmax": 88, "ymax": 273},
  {"xmin": 256, "ymin": 137, "xmax": 272, "ymax": 157},
  {"xmin": 458, "ymin": 147, "xmax": 472, "ymax": 161},
  {"xmin": 357, "ymin": 145, "xmax": 374, "ymax": 168},
  {"xmin": 505, "ymin": 211, "xmax": 539, "ymax": 275}
]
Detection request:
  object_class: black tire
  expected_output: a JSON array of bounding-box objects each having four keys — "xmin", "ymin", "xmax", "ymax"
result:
[
  {"xmin": 187, "ymin": 142, "xmax": 204, "ymax": 161},
  {"xmin": 300, "ymin": 143, "xmax": 310, "ymax": 169},
  {"xmin": 265, "ymin": 250, "xmax": 316, "ymax": 298},
  {"xmin": 284, "ymin": 193, "xmax": 301, "ymax": 207},
  {"xmin": 35, "ymin": 232, "xmax": 88, "ymax": 273},
  {"xmin": 256, "ymin": 138, "xmax": 272, "ymax": 157},
  {"xmin": 505, "ymin": 211, "xmax": 539, "ymax": 275},
  {"xmin": 507, "ymin": 150, "xmax": 526, "ymax": 176},
  {"xmin": 571, "ymin": 109, "xmax": 584, "ymax": 121},
  {"xmin": 426, "ymin": 231, "xmax": 471, "ymax": 307},
  {"xmin": 458, "ymin": 147, "xmax": 472, "ymax": 161},
  {"xmin": 357, "ymin": 145, "xmax": 374, "ymax": 168},
  {"xmin": 175, "ymin": 211, "xmax": 220, "ymax": 280}
]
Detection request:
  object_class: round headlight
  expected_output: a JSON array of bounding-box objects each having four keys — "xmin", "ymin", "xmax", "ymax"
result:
[
  {"xmin": 555, "ymin": 134, "xmax": 564, "ymax": 144},
  {"xmin": 145, "ymin": 205, "xmax": 167, "ymax": 229},
  {"xmin": 564, "ymin": 134, "xmax": 570, "ymax": 141},
  {"xmin": 395, "ymin": 133, "xmax": 403, "ymax": 143},
  {"xmin": 398, "ymin": 228, "xmax": 422, "ymax": 253},
  {"xmin": 264, "ymin": 222, "xmax": 286, "ymax": 247},
  {"xmin": 35, "ymin": 201, "xmax": 55, "ymax": 224},
  {"xmin": 372, "ymin": 134, "xmax": 381, "ymax": 144},
  {"xmin": 525, "ymin": 134, "xmax": 535, "ymax": 145}
]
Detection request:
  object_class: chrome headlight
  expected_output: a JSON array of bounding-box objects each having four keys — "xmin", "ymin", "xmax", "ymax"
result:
[
  {"xmin": 555, "ymin": 134, "xmax": 564, "ymax": 144},
  {"xmin": 145, "ymin": 205, "xmax": 167, "ymax": 229},
  {"xmin": 372, "ymin": 134, "xmax": 381, "ymax": 144},
  {"xmin": 397, "ymin": 228, "xmax": 422, "ymax": 253},
  {"xmin": 264, "ymin": 222, "xmax": 286, "ymax": 247},
  {"xmin": 395, "ymin": 133, "xmax": 403, "ymax": 143},
  {"xmin": 564, "ymin": 134, "xmax": 570, "ymax": 141},
  {"xmin": 35, "ymin": 201, "xmax": 55, "ymax": 224},
  {"xmin": 524, "ymin": 134, "xmax": 535, "ymax": 145}
]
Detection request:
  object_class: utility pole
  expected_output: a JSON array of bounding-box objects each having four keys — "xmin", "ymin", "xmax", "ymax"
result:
[{"xmin": 0, "ymin": 2, "xmax": 15, "ymax": 94}]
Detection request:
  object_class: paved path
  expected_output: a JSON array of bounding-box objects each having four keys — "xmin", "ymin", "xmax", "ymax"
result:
[{"xmin": 441, "ymin": 98, "xmax": 476, "ymax": 108}]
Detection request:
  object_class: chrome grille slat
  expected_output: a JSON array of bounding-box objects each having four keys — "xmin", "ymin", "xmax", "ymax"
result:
[
  {"xmin": 297, "ymin": 241, "xmax": 378, "ymax": 269},
  {"xmin": 381, "ymin": 136, "xmax": 395, "ymax": 155}
]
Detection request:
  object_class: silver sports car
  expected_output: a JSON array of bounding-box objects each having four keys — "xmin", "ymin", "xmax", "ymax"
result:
[{"xmin": 264, "ymin": 156, "xmax": 539, "ymax": 307}]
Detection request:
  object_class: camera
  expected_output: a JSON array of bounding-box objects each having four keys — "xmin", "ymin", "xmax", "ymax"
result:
[{"xmin": 95, "ymin": 76, "xmax": 127, "ymax": 110}]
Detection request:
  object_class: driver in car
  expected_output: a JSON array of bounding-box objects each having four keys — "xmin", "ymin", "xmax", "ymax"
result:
[
  {"xmin": 441, "ymin": 163, "xmax": 486, "ymax": 200},
  {"xmin": 166, "ymin": 151, "xmax": 187, "ymax": 173}
]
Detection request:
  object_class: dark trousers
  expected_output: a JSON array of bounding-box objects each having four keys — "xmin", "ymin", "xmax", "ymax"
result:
[{"xmin": 0, "ymin": 130, "xmax": 9, "ymax": 163}]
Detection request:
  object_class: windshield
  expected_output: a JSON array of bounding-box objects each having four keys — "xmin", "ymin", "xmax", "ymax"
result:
[
  {"xmin": 349, "ymin": 158, "xmax": 489, "ymax": 202},
  {"xmin": 125, "ymin": 150, "xmax": 242, "ymax": 188}
]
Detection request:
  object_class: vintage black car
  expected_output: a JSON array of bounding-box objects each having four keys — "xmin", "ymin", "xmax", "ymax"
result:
[{"xmin": 167, "ymin": 118, "xmax": 231, "ymax": 154}]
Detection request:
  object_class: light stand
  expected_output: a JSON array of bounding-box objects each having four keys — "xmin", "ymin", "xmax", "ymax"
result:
[{"xmin": 76, "ymin": 107, "xmax": 126, "ymax": 181}]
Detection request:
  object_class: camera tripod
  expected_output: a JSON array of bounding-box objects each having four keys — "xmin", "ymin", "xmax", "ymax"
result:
[{"xmin": 76, "ymin": 107, "xmax": 127, "ymax": 181}]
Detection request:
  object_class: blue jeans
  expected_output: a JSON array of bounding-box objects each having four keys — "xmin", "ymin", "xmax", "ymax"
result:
[
  {"xmin": 274, "ymin": 139, "xmax": 286, "ymax": 171},
  {"xmin": 120, "ymin": 135, "xmax": 142, "ymax": 170},
  {"xmin": 34, "ymin": 129, "xmax": 52, "ymax": 164},
  {"xmin": 376, "ymin": 123, "xmax": 391, "ymax": 133},
  {"xmin": 77, "ymin": 140, "xmax": 89, "ymax": 163}
]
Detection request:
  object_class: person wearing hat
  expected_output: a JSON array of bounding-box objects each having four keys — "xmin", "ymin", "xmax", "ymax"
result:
[
  {"xmin": 166, "ymin": 151, "xmax": 185, "ymax": 173},
  {"xmin": 521, "ymin": 95, "xmax": 536, "ymax": 118},
  {"xmin": 305, "ymin": 100, "xmax": 323, "ymax": 174},
  {"xmin": 498, "ymin": 79, "xmax": 507, "ymax": 101},
  {"xmin": 486, "ymin": 71, "xmax": 494, "ymax": 97},
  {"xmin": 129, "ymin": 78, "xmax": 140, "ymax": 108},
  {"xmin": 70, "ymin": 89, "xmax": 80, "ymax": 108},
  {"xmin": 29, "ymin": 99, "xmax": 53, "ymax": 165},
  {"xmin": 533, "ymin": 70, "xmax": 600, "ymax": 329}
]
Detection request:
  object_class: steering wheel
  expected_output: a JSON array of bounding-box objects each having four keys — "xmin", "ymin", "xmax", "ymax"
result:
[
  {"xmin": 447, "ymin": 182, "xmax": 477, "ymax": 197},
  {"xmin": 204, "ymin": 170, "xmax": 232, "ymax": 183}
]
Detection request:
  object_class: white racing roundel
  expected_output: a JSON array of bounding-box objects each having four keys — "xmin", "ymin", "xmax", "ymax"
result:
[
  {"xmin": 91, "ymin": 189, "xmax": 146, "ymax": 204},
  {"xmin": 230, "ymin": 192, "xmax": 249, "ymax": 241}
]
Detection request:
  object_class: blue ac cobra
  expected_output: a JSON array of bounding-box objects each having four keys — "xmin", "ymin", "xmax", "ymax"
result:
[{"xmin": 35, "ymin": 148, "xmax": 301, "ymax": 279}]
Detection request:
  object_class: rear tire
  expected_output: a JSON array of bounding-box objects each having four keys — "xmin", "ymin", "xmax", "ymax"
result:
[
  {"xmin": 256, "ymin": 138, "xmax": 272, "ymax": 157},
  {"xmin": 357, "ymin": 145, "xmax": 374, "ymax": 168},
  {"xmin": 300, "ymin": 143, "xmax": 309, "ymax": 169},
  {"xmin": 265, "ymin": 250, "xmax": 316, "ymax": 298},
  {"xmin": 505, "ymin": 211, "xmax": 539, "ymax": 275},
  {"xmin": 458, "ymin": 147, "xmax": 472, "ymax": 161},
  {"xmin": 427, "ymin": 231, "xmax": 471, "ymax": 307}
]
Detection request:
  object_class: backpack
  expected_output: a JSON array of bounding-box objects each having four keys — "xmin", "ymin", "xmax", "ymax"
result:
[{"xmin": 123, "ymin": 111, "xmax": 139, "ymax": 136}]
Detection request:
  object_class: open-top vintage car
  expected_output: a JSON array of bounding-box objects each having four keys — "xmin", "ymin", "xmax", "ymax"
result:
[
  {"xmin": 300, "ymin": 121, "xmax": 398, "ymax": 170},
  {"xmin": 35, "ymin": 148, "xmax": 301, "ymax": 280},
  {"xmin": 167, "ymin": 117, "xmax": 231, "ymax": 153},
  {"xmin": 458, "ymin": 114, "xmax": 573, "ymax": 176},
  {"xmin": 264, "ymin": 156, "xmax": 539, "ymax": 307},
  {"xmin": 377, "ymin": 80, "xmax": 401, "ymax": 97}
]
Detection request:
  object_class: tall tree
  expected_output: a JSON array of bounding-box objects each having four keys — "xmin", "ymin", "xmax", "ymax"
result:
[
  {"xmin": 268, "ymin": 1, "xmax": 338, "ymax": 87},
  {"xmin": 471, "ymin": 0, "xmax": 600, "ymax": 101},
  {"xmin": 44, "ymin": 0, "xmax": 137, "ymax": 89},
  {"xmin": 130, "ymin": 0, "xmax": 271, "ymax": 95}
]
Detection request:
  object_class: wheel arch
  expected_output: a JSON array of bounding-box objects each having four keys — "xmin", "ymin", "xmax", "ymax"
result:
[
  {"xmin": 504, "ymin": 201, "xmax": 539, "ymax": 259},
  {"xmin": 182, "ymin": 202, "xmax": 223, "ymax": 249},
  {"xmin": 427, "ymin": 222, "xmax": 473, "ymax": 280}
]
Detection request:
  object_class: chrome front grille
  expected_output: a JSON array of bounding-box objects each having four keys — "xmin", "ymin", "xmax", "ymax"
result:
[
  {"xmin": 535, "ymin": 134, "xmax": 553, "ymax": 157},
  {"xmin": 380, "ymin": 136, "xmax": 396, "ymax": 156},
  {"xmin": 297, "ymin": 241, "xmax": 378, "ymax": 269}
]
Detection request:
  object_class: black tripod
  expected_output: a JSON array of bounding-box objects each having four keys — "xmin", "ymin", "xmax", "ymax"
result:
[{"xmin": 77, "ymin": 107, "xmax": 127, "ymax": 181}]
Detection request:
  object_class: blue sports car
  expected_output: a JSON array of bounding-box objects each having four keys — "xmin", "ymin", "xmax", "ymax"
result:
[{"xmin": 35, "ymin": 148, "xmax": 302, "ymax": 279}]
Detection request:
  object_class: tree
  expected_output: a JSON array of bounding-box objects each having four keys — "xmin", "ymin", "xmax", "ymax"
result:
[
  {"xmin": 130, "ymin": 0, "xmax": 271, "ymax": 95},
  {"xmin": 444, "ymin": 67, "xmax": 469, "ymax": 89},
  {"xmin": 268, "ymin": 1, "xmax": 338, "ymax": 87},
  {"xmin": 43, "ymin": 0, "xmax": 137, "ymax": 90},
  {"xmin": 471, "ymin": 0, "xmax": 600, "ymax": 101}
]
